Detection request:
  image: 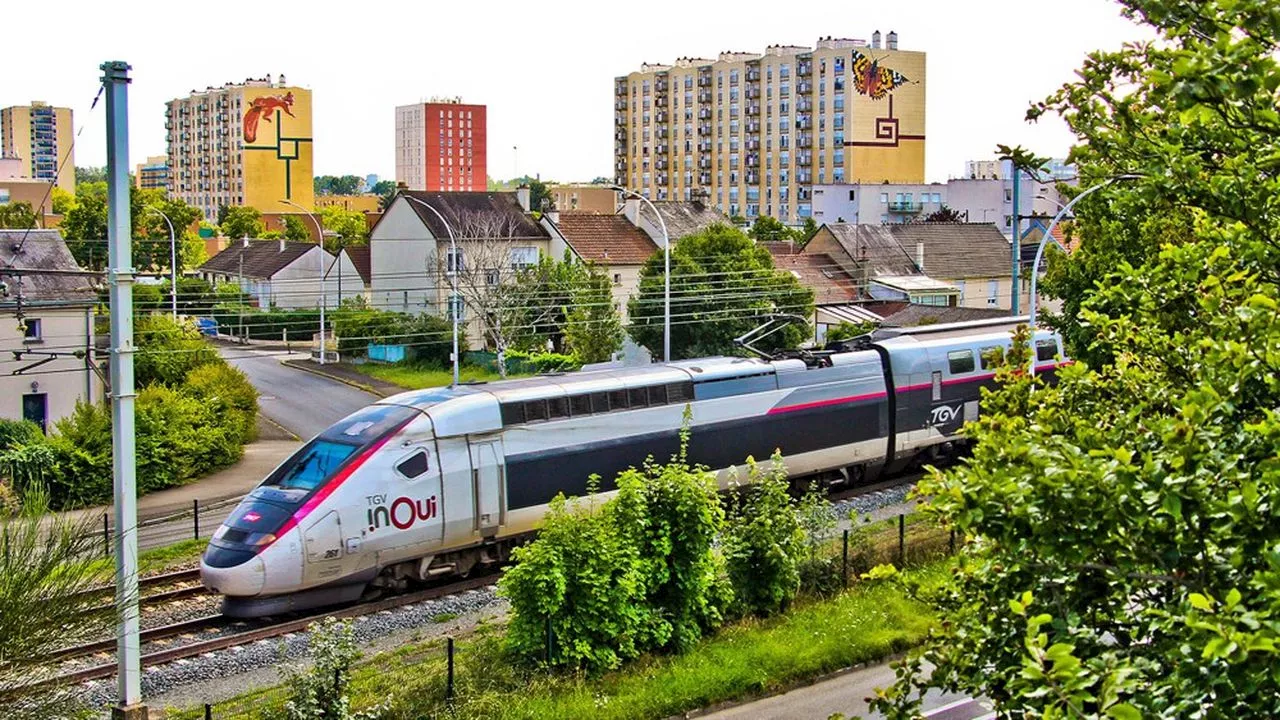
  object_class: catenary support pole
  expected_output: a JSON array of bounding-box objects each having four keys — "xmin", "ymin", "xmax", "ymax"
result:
[
  {"xmin": 278, "ymin": 200, "xmax": 326, "ymax": 364},
  {"xmin": 1010, "ymin": 165, "xmax": 1021, "ymax": 315},
  {"xmin": 401, "ymin": 195, "xmax": 460, "ymax": 385},
  {"xmin": 103, "ymin": 59, "xmax": 147, "ymax": 719}
]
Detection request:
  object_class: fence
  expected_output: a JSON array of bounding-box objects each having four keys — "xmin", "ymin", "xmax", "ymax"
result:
[
  {"xmin": 90, "ymin": 494, "xmax": 244, "ymax": 557},
  {"xmin": 190, "ymin": 510, "xmax": 954, "ymax": 719}
]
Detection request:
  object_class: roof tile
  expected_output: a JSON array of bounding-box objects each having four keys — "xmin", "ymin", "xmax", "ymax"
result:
[{"xmin": 555, "ymin": 212, "xmax": 658, "ymax": 265}]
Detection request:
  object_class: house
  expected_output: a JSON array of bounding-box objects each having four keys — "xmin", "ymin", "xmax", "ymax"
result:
[
  {"xmin": 623, "ymin": 198, "xmax": 731, "ymax": 247},
  {"xmin": 197, "ymin": 238, "xmax": 336, "ymax": 310},
  {"xmin": 548, "ymin": 211, "xmax": 658, "ymax": 322},
  {"xmin": 368, "ymin": 189, "xmax": 572, "ymax": 348},
  {"xmin": 807, "ymin": 223, "xmax": 1022, "ymax": 310},
  {"xmin": 325, "ymin": 245, "xmax": 371, "ymax": 305},
  {"xmin": 0, "ymin": 230, "xmax": 102, "ymax": 429}
]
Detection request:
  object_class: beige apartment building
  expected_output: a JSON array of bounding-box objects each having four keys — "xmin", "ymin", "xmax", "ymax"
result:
[
  {"xmin": 614, "ymin": 32, "xmax": 925, "ymax": 226},
  {"xmin": 548, "ymin": 184, "xmax": 618, "ymax": 214},
  {"xmin": 166, "ymin": 75, "xmax": 314, "ymax": 221},
  {"xmin": 1, "ymin": 102, "xmax": 75, "ymax": 193}
]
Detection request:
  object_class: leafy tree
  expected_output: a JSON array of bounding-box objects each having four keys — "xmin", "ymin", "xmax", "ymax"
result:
[
  {"xmin": 563, "ymin": 264, "xmax": 624, "ymax": 363},
  {"xmin": 59, "ymin": 185, "xmax": 202, "ymax": 271},
  {"xmin": 282, "ymin": 617, "xmax": 387, "ymax": 720},
  {"xmin": 510, "ymin": 175, "xmax": 552, "ymax": 211},
  {"xmin": 369, "ymin": 179, "xmax": 396, "ymax": 197},
  {"xmin": 283, "ymin": 214, "xmax": 311, "ymax": 242},
  {"xmin": 722, "ymin": 453, "xmax": 804, "ymax": 617},
  {"xmin": 0, "ymin": 202, "xmax": 38, "ymax": 229},
  {"xmin": 50, "ymin": 186, "xmax": 74, "ymax": 215},
  {"xmin": 874, "ymin": 2, "xmax": 1280, "ymax": 716},
  {"xmin": 503, "ymin": 252, "xmax": 620, "ymax": 359},
  {"xmin": 627, "ymin": 223, "xmax": 814, "ymax": 360},
  {"xmin": 824, "ymin": 320, "xmax": 876, "ymax": 344},
  {"xmin": 314, "ymin": 175, "xmax": 365, "ymax": 196},
  {"xmin": 220, "ymin": 205, "xmax": 266, "ymax": 239},
  {"xmin": 134, "ymin": 314, "xmax": 219, "ymax": 386},
  {"xmin": 747, "ymin": 215, "xmax": 795, "ymax": 243},
  {"xmin": 61, "ymin": 190, "xmax": 108, "ymax": 268},
  {"xmin": 798, "ymin": 216, "xmax": 819, "ymax": 243},
  {"xmin": 922, "ymin": 205, "xmax": 965, "ymax": 223},
  {"xmin": 74, "ymin": 166, "xmax": 105, "ymax": 185},
  {"xmin": 320, "ymin": 204, "xmax": 368, "ymax": 246},
  {"xmin": 0, "ymin": 490, "xmax": 119, "ymax": 719}
]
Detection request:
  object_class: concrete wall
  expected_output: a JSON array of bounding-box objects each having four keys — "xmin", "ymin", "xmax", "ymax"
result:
[
  {"xmin": 325, "ymin": 251, "xmax": 370, "ymax": 306},
  {"xmin": 0, "ymin": 306, "xmax": 99, "ymax": 428}
]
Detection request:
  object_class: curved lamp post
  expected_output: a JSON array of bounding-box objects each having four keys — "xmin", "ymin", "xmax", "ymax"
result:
[
  {"xmin": 401, "ymin": 194, "xmax": 461, "ymax": 386},
  {"xmin": 611, "ymin": 186, "xmax": 670, "ymax": 361},
  {"xmin": 1028, "ymin": 174, "xmax": 1140, "ymax": 381},
  {"xmin": 278, "ymin": 199, "xmax": 328, "ymax": 364},
  {"xmin": 147, "ymin": 207, "xmax": 178, "ymax": 321}
]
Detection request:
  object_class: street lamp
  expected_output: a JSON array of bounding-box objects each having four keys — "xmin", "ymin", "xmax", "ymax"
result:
[
  {"xmin": 612, "ymin": 186, "xmax": 671, "ymax": 361},
  {"xmin": 401, "ymin": 195, "xmax": 461, "ymax": 386},
  {"xmin": 278, "ymin": 199, "xmax": 328, "ymax": 365},
  {"xmin": 147, "ymin": 207, "xmax": 178, "ymax": 321},
  {"xmin": 1028, "ymin": 174, "xmax": 1140, "ymax": 381}
]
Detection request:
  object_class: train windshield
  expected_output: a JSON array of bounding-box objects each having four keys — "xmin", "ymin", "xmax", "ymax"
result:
[{"xmin": 260, "ymin": 404, "xmax": 419, "ymax": 492}]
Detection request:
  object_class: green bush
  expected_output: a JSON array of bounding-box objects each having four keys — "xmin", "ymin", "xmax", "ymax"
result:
[
  {"xmin": 0, "ymin": 420, "xmax": 43, "ymax": 450},
  {"xmin": 722, "ymin": 453, "xmax": 805, "ymax": 617},
  {"xmin": 333, "ymin": 307, "xmax": 460, "ymax": 366},
  {"xmin": 135, "ymin": 315, "xmax": 219, "ymax": 386},
  {"xmin": 186, "ymin": 362, "xmax": 259, "ymax": 443}
]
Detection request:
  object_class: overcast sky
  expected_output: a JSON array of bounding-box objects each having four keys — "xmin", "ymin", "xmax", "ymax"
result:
[{"xmin": 3, "ymin": 0, "xmax": 1149, "ymax": 186}]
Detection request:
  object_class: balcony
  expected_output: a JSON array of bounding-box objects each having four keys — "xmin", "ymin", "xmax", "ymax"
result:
[
  {"xmin": 698, "ymin": 76, "xmax": 711, "ymax": 87},
  {"xmin": 699, "ymin": 124, "xmax": 712, "ymax": 137},
  {"xmin": 747, "ymin": 104, "xmax": 760, "ymax": 116},
  {"xmin": 615, "ymin": 129, "xmax": 627, "ymax": 140},
  {"xmin": 699, "ymin": 91, "xmax": 712, "ymax": 103},
  {"xmin": 698, "ymin": 141, "xmax": 712, "ymax": 152},
  {"xmin": 747, "ymin": 68, "xmax": 761, "ymax": 81},
  {"xmin": 798, "ymin": 61, "xmax": 812, "ymax": 76},
  {"xmin": 888, "ymin": 201, "xmax": 924, "ymax": 214},
  {"xmin": 798, "ymin": 81, "xmax": 812, "ymax": 94},
  {"xmin": 615, "ymin": 100, "xmax": 627, "ymax": 110}
]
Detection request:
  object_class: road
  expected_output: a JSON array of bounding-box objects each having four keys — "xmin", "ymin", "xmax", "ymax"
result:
[{"xmin": 220, "ymin": 347, "xmax": 378, "ymax": 440}]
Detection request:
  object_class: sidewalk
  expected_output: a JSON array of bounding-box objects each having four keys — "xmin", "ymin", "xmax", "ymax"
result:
[
  {"xmin": 281, "ymin": 358, "xmax": 403, "ymax": 398},
  {"xmin": 697, "ymin": 660, "xmax": 990, "ymax": 720}
]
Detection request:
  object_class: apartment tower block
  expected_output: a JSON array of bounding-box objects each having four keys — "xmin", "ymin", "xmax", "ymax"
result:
[
  {"xmin": 395, "ymin": 99, "xmax": 487, "ymax": 192},
  {"xmin": 614, "ymin": 32, "xmax": 925, "ymax": 224},
  {"xmin": 166, "ymin": 75, "xmax": 314, "ymax": 221},
  {"xmin": 1, "ymin": 101, "xmax": 75, "ymax": 193}
]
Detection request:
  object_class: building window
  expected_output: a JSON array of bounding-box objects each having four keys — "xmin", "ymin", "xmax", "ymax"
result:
[
  {"xmin": 987, "ymin": 280, "xmax": 999, "ymax": 306},
  {"xmin": 447, "ymin": 248, "xmax": 464, "ymax": 272},
  {"xmin": 22, "ymin": 318, "xmax": 42, "ymax": 343},
  {"xmin": 509, "ymin": 246, "xmax": 539, "ymax": 269},
  {"xmin": 613, "ymin": 273, "xmax": 622, "ymax": 286},
  {"xmin": 880, "ymin": 193, "xmax": 888, "ymax": 203}
]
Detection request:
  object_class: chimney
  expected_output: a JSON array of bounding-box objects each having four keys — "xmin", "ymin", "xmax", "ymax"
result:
[
  {"xmin": 545, "ymin": 201, "xmax": 560, "ymax": 225},
  {"xmin": 887, "ymin": 31, "xmax": 898, "ymax": 51},
  {"xmin": 916, "ymin": 241, "xmax": 925, "ymax": 272},
  {"xmin": 242, "ymin": 236, "xmax": 250, "ymax": 248},
  {"xmin": 623, "ymin": 196, "xmax": 641, "ymax": 226},
  {"xmin": 516, "ymin": 184, "xmax": 531, "ymax": 212},
  {"xmin": 872, "ymin": 30, "xmax": 881, "ymax": 49},
  {"xmin": 279, "ymin": 237, "xmax": 286, "ymax": 252}
]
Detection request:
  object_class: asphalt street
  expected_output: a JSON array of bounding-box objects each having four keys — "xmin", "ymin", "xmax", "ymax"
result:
[{"xmin": 220, "ymin": 347, "xmax": 378, "ymax": 440}]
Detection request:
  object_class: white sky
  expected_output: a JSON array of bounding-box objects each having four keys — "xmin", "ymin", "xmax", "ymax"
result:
[{"xmin": 3, "ymin": 0, "xmax": 1149, "ymax": 185}]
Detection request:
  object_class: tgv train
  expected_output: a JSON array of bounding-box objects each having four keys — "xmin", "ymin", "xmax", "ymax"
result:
[{"xmin": 202, "ymin": 320, "xmax": 1066, "ymax": 617}]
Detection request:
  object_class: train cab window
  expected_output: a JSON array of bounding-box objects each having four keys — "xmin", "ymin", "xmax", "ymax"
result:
[
  {"xmin": 396, "ymin": 451, "xmax": 430, "ymax": 479},
  {"xmin": 609, "ymin": 389, "xmax": 630, "ymax": 411},
  {"xmin": 667, "ymin": 381, "xmax": 694, "ymax": 403},
  {"xmin": 1036, "ymin": 340, "xmax": 1058, "ymax": 363},
  {"xmin": 628, "ymin": 387, "xmax": 649, "ymax": 408},
  {"xmin": 547, "ymin": 396, "xmax": 570, "ymax": 419},
  {"xmin": 947, "ymin": 350, "xmax": 975, "ymax": 375},
  {"xmin": 979, "ymin": 346, "xmax": 1001, "ymax": 370},
  {"xmin": 524, "ymin": 399, "xmax": 549, "ymax": 422},
  {"xmin": 590, "ymin": 391, "xmax": 611, "ymax": 413},
  {"xmin": 569, "ymin": 394, "xmax": 592, "ymax": 416}
]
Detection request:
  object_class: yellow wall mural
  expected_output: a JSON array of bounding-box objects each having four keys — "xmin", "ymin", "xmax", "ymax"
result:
[
  {"xmin": 241, "ymin": 86, "xmax": 314, "ymax": 212},
  {"xmin": 845, "ymin": 49, "xmax": 926, "ymax": 184}
]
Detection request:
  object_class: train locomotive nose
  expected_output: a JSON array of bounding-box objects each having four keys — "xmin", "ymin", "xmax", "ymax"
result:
[{"xmin": 200, "ymin": 550, "xmax": 266, "ymax": 596}]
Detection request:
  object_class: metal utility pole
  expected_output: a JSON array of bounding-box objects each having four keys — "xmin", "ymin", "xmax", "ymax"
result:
[
  {"xmin": 278, "ymin": 199, "xmax": 326, "ymax": 363},
  {"xmin": 1010, "ymin": 165, "xmax": 1021, "ymax": 314},
  {"xmin": 148, "ymin": 207, "xmax": 178, "ymax": 321},
  {"xmin": 402, "ymin": 195, "xmax": 460, "ymax": 385},
  {"xmin": 103, "ymin": 59, "xmax": 146, "ymax": 720},
  {"xmin": 613, "ymin": 186, "xmax": 670, "ymax": 361}
]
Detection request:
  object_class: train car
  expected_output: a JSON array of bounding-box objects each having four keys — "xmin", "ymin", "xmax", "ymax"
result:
[{"xmin": 201, "ymin": 325, "xmax": 1064, "ymax": 617}]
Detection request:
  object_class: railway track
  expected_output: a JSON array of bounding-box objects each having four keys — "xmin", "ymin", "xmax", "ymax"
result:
[{"xmin": 49, "ymin": 573, "xmax": 498, "ymax": 686}]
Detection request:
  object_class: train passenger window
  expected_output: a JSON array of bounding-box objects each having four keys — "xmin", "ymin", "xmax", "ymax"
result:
[
  {"xmin": 396, "ymin": 451, "xmax": 429, "ymax": 479},
  {"xmin": 609, "ymin": 389, "xmax": 630, "ymax": 410},
  {"xmin": 667, "ymin": 381, "xmax": 694, "ymax": 403},
  {"xmin": 547, "ymin": 396, "xmax": 570, "ymax": 419},
  {"xmin": 628, "ymin": 387, "xmax": 649, "ymax": 408},
  {"xmin": 525, "ymin": 399, "xmax": 549, "ymax": 422},
  {"xmin": 1036, "ymin": 340, "xmax": 1058, "ymax": 362},
  {"xmin": 569, "ymin": 394, "xmax": 592, "ymax": 416},
  {"xmin": 947, "ymin": 350, "xmax": 975, "ymax": 375},
  {"xmin": 979, "ymin": 346, "xmax": 1001, "ymax": 370},
  {"xmin": 590, "ymin": 391, "xmax": 611, "ymax": 413},
  {"xmin": 500, "ymin": 403, "xmax": 525, "ymax": 425},
  {"xmin": 649, "ymin": 384, "xmax": 668, "ymax": 405}
]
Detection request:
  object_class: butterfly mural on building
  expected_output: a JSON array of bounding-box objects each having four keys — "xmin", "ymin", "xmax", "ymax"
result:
[{"xmin": 850, "ymin": 50, "xmax": 910, "ymax": 100}]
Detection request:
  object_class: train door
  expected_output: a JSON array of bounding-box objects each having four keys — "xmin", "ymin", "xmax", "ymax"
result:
[
  {"xmin": 380, "ymin": 443, "xmax": 445, "ymax": 553},
  {"xmin": 469, "ymin": 437, "xmax": 506, "ymax": 538},
  {"xmin": 303, "ymin": 510, "xmax": 345, "ymax": 584}
]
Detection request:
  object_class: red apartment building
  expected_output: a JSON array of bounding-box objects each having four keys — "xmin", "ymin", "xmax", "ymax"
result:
[{"xmin": 395, "ymin": 99, "xmax": 487, "ymax": 191}]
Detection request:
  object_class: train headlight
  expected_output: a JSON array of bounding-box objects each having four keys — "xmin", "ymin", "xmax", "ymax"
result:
[
  {"xmin": 246, "ymin": 532, "xmax": 277, "ymax": 547},
  {"xmin": 212, "ymin": 524, "xmax": 230, "ymax": 540}
]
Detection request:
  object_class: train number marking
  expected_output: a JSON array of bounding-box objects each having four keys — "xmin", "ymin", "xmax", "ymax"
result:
[
  {"xmin": 929, "ymin": 404, "xmax": 962, "ymax": 426},
  {"xmin": 323, "ymin": 548, "xmax": 340, "ymax": 559}
]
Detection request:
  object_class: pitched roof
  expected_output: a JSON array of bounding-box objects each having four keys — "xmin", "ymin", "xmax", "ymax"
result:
[
  {"xmin": 650, "ymin": 201, "xmax": 732, "ymax": 240},
  {"xmin": 820, "ymin": 223, "xmax": 1013, "ymax": 280},
  {"xmin": 395, "ymin": 191, "xmax": 548, "ymax": 240},
  {"xmin": 554, "ymin": 212, "xmax": 658, "ymax": 266},
  {"xmin": 771, "ymin": 252, "xmax": 859, "ymax": 305},
  {"xmin": 340, "ymin": 245, "xmax": 371, "ymax": 284},
  {"xmin": 198, "ymin": 239, "xmax": 328, "ymax": 279},
  {"xmin": 870, "ymin": 301, "xmax": 1013, "ymax": 327},
  {"xmin": 818, "ymin": 224, "xmax": 922, "ymax": 277},
  {"xmin": 0, "ymin": 230, "xmax": 97, "ymax": 306}
]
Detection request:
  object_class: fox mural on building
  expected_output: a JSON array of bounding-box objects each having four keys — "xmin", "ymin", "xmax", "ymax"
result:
[{"xmin": 243, "ymin": 92, "xmax": 296, "ymax": 143}]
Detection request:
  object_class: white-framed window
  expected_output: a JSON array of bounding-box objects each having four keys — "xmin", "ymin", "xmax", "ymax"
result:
[
  {"xmin": 447, "ymin": 248, "xmax": 464, "ymax": 272},
  {"xmin": 987, "ymin": 279, "xmax": 999, "ymax": 306},
  {"xmin": 22, "ymin": 318, "xmax": 41, "ymax": 342},
  {"xmin": 509, "ymin": 246, "xmax": 539, "ymax": 270}
]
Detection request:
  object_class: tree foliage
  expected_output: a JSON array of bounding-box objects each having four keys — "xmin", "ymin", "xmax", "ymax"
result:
[
  {"xmin": 627, "ymin": 223, "xmax": 814, "ymax": 360},
  {"xmin": 283, "ymin": 214, "xmax": 311, "ymax": 242},
  {"xmin": 0, "ymin": 202, "xmax": 38, "ymax": 229},
  {"xmin": 220, "ymin": 205, "xmax": 266, "ymax": 240},
  {"xmin": 875, "ymin": 3, "xmax": 1280, "ymax": 715},
  {"xmin": 314, "ymin": 175, "xmax": 366, "ymax": 196},
  {"xmin": 922, "ymin": 205, "xmax": 965, "ymax": 223},
  {"xmin": 74, "ymin": 166, "xmax": 105, "ymax": 185},
  {"xmin": 320, "ymin": 204, "xmax": 369, "ymax": 246},
  {"xmin": 59, "ymin": 184, "xmax": 202, "ymax": 271},
  {"xmin": 723, "ymin": 453, "xmax": 805, "ymax": 616},
  {"xmin": 504, "ymin": 253, "xmax": 622, "ymax": 362}
]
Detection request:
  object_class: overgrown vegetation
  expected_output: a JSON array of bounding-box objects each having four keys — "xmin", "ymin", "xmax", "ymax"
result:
[
  {"xmin": 330, "ymin": 298, "xmax": 460, "ymax": 367},
  {"xmin": 870, "ymin": 1, "xmax": 1280, "ymax": 717},
  {"xmin": 282, "ymin": 617, "xmax": 387, "ymax": 720},
  {"xmin": 0, "ymin": 316, "xmax": 256, "ymax": 508}
]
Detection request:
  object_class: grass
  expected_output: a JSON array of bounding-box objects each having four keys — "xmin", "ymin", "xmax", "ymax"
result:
[
  {"xmin": 170, "ymin": 562, "xmax": 948, "ymax": 720},
  {"xmin": 80, "ymin": 537, "xmax": 207, "ymax": 581},
  {"xmin": 353, "ymin": 362, "xmax": 516, "ymax": 390}
]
